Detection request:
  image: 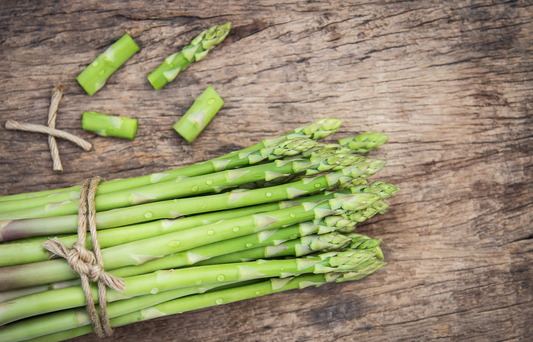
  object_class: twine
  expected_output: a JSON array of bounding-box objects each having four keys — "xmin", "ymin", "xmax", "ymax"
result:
[
  {"xmin": 5, "ymin": 84, "xmax": 92, "ymax": 172},
  {"xmin": 5, "ymin": 120, "xmax": 92, "ymax": 151},
  {"xmin": 43, "ymin": 177, "xmax": 124, "ymax": 338},
  {"xmin": 47, "ymin": 85, "xmax": 65, "ymax": 171}
]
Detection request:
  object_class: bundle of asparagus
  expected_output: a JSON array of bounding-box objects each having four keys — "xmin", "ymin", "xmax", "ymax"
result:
[{"xmin": 0, "ymin": 119, "xmax": 398, "ymax": 342}]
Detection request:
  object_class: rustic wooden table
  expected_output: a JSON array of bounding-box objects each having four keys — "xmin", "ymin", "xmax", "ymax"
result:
[{"xmin": 1, "ymin": 1, "xmax": 532, "ymax": 341}]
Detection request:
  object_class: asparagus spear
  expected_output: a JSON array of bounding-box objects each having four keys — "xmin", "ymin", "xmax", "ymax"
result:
[
  {"xmin": 173, "ymin": 86, "xmax": 224, "ymax": 143},
  {"xmin": 338, "ymin": 131, "xmax": 389, "ymax": 153},
  {"xmin": 0, "ymin": 157, "xmax": 386, "ymax": 244},
  {"xmin": 197, "ymin": 232, "xmax": 353, "ymax": 265},
  {"xmin": 0, "ymin": 212, "xmax": 352, "ymax": 302},
  {"xmin": 8, "ymin": 267, "xmax": 386, "ymax": 342},
  {"xmin": 0, "ymin": 138, "xmax": 317, "ymax": 216},
  {"xmin": 108, "ymin": 218, "xmax": 356, "ymax": 278},
  {"xmin": 81, "ymin": 112, "xmax": 138, "ymax": 140},
  {"xmin": 0, "ymin": 190, "xmax": 379, "ymax": 291},
  {"xmin": 148, "ymin": 22, "xmax": 231, "ymax": 90},
  {"xmin": 0, "ymin": 118, "xmax": 342, "ymax": 213},
  {"xmin": 0, "ymin": 180, "xmax": 396, "ymax": 268},
  {"xmin": 0, "ymin": 183, "xmax": 331, "ymax": 266},
  {"xmin": 0, "ymin": 199, "xmax": 391, "ymax": 304},
  {"xmin": 77, "ymin": 34, "xmax": 139, "ymax": 96},
  {"xmin": 0, "ymin": 249, "xmax": 378, "ymax": 326},
  {"xmin": 0, "ymin": 281, "xmax": 234, "ymax": 341},
  {"xmin": 0, "ymin": 196, "xmax": 392, "ymax": 303},
  {"xmin": 0, "ymin": 147, "xmax": 376, "ymax": 221}
]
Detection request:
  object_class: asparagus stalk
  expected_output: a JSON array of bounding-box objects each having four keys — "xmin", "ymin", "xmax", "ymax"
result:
[
  {"xmin": 11, "ymin": 268, "xmax": 386, "ymax": 342},
  {"xmin": 0, "ymin": 118, "xmax": 342, "ymax": 205},
  {"xmin": 0, "ymin": 180, "xmax": 396, "ymax": 269},
  {"xmin": 148, "ymin": 22, "xmax": 231, "ymax": 90},
  {"xmin": 0, "ymin": 190, "xmax": 379, "ymax": 291},
  {"xmin": 0, "ymin": 146, "xmax": 376, "ymax": 221},
  {"xmin": 173, "ymin": 86, "xmax": 224, "ymax": 143},
  {"xmin": 0, "ymin": 250, "xmax": 378, "ymax": 327},
  {"xmin": 0, "ymin": 157, "xmax": 386, "ymax": 244},
  {"xmin": 0, "ymin": 183, "xmax": 339, "ymax": 266},
  {"xmin": 196, "ymin": 232, "xmax": 353, "ymax": 266},
  {"xmin": 338, "ymin": 131, "xmax": 389, "ymax": 153},
  {"xmin": 0, "ymin": 180, "xmax": 396, "ymax": 267},
  {"xmin": 77, "ymin": 34, "xmax": 139, "ymax": 96},
  {"xmin": 109, "ymin": 218, "xmax": 356, "ymax": 278},
  {"xmin": 0, "ymin": 281, "xmax": 234, "ymax": 341},
  {"xmin": 81, "ymin": 112, "xmax": 138, "ymax": 140},
  {"xmin": 0, "ymin": 192, "xmax": 392, "ymax": 302},
  {"xmin": 0, "ymin": 199, "xmax": 392, "ymax": 303},
  {"xmin": 0, "ymin": 137, "xmax": 317, "ymax": 217}
]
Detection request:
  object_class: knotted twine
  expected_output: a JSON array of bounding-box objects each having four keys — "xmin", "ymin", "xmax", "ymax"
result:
[
  {"xmin": 42, "ymin": 177, "xmax": 125, "ymax": 337},
  {"xmin": 47, "ymin": 85, "xmax": 65, "ymax": 171},
  {"xmin": 5, "ymin": 84, "xmax": 92, "ymax": 172}
]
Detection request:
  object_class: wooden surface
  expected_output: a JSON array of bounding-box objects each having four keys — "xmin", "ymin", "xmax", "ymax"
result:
[{"xmin": 1, "ymin": 0, "xmax": 532, "ymax": 341}]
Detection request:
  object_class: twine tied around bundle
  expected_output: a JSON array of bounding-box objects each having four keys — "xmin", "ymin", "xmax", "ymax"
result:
[{"xmin": 43, "ymin": 177, "xmax": 125, "ymax": 338}]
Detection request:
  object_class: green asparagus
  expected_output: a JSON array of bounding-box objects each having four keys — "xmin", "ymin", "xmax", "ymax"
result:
[
  {"xmin": 0, "ymin": 118, "xmax": 342, "ymax": 213},
  {"xmin": 173, "ymin": 86, "xmax": 224, "ymax": 142},
  {"xmin": 148, "ymin": 22, "xmax": 231, "ymax": 90},
  {"xmin": 81, "ymin": 112, "xmax": 138, "ymax": 140},
  {"xmin": 77, "ymin": 34, "xmax": 139, "ymax": 96}
]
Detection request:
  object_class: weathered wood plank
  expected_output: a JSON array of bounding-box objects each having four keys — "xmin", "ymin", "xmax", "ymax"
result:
[{"xmin": 1, "ymin": 0, "xmax": 532, "ymax": 341}]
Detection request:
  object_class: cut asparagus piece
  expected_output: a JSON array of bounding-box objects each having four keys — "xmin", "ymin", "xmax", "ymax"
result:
[
  {"xmin": 148, "ymin": 22, "xmax": 231, "ymax": 90},
  {"xmin": 0, "ymin": 118, "xmax": 342, "ymax": 205},
  {"xmin": 76, "ymin": 34, "xmax": 139, "ymax": 96},
  {"xmin": 81, "ymin": 112, "xmax": 138, "ymax": 140},
  {"xmin": 173, "ymin": 86, "xmax": 224, "ymax": 143}
]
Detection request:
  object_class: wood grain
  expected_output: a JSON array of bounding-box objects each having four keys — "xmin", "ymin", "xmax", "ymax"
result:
[{"xmin": 1, "ymin": 0, "xmax": 532, "ymax": 341}]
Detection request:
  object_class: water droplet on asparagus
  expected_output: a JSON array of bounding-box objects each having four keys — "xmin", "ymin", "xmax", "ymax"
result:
[
  {"xmin": 169, "ymin": 240, "xmax": 181, "ymax": 247},
  {"xmin": 144, "ymin": 212, "xmax": 153, "ymax": 219},
  {"xmin": 99, "ymin": 69, "xmax": 105, "ymax": 75},
  {"xmin": 206, "ymin": 180, "xmax": 213, "ymax": 185},
  {"xmin": 315, "ymin": 184, "xmax": 321, "ymax": 188},
  {"xmin": 290, "ymin": 213, "xmax": 296, "ymax": 218},
  {"xmin": 207, "ymin": 98, "xmax": 216, "ymax": 105},
  {"xmin": 217, "ymin": 274, "xmax": 225, "ymax": 281},
  {"xmin": 191, "ymin": 186, "xmax": 199, "ymax": 192},
  {"xmin": 216, "ymin": 298, "xmax": 224, "ymax": 304},
  {"xmin": 92, "ymin": 61, "xmax": 99, "ymax": 67},
  {"xmin": 233, "ymin": 227, "xmax": 240, "ymax": 232},
  {"xmin": 169, "ymin": 63, "xmax": 174, "ymax": 68},
  {"xmin": 207, "ymin": 229, "xmax": 215, "ymax": 235},
  {"xmin": 255, "ymin": 291, "xmax": 261, "ymax": 295},
  {"xmin": 266, "ymin": 192, "xmax": 272, "ymax": 197},
  {"xmin": 246, "ymin": 243, "xmax": 253, "ymax": 248},
  {"xmin": 150, "ymin": 288, "xmax": 159, "ymax": 294}
]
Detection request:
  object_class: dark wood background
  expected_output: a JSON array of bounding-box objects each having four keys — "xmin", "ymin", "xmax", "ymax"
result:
[{"xmin": 1, "ymin": 0, "xmax": 532, "ymax": 341}]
